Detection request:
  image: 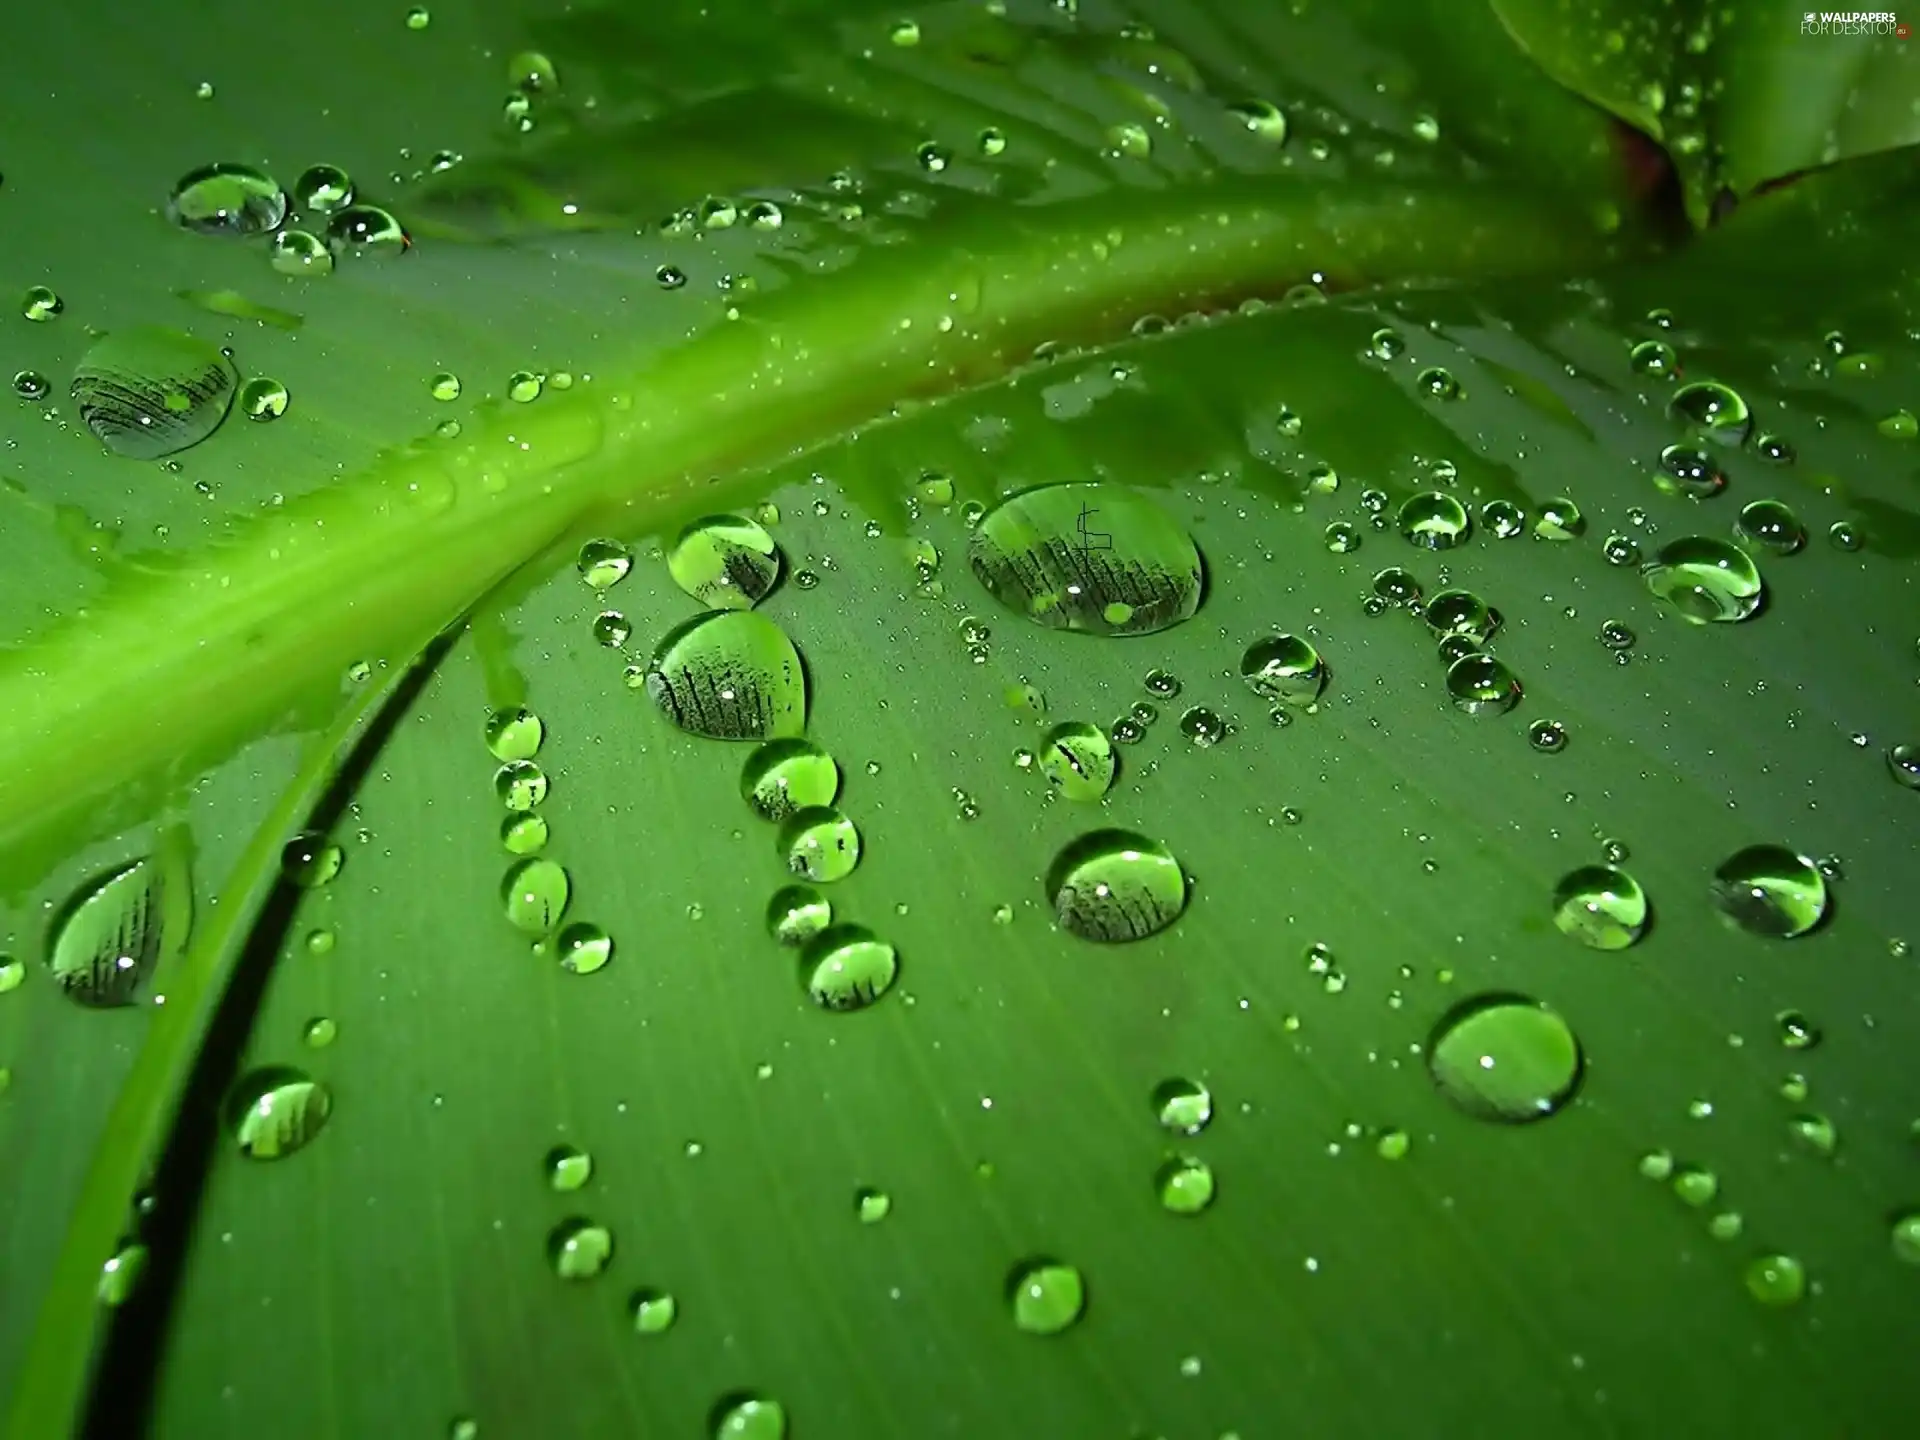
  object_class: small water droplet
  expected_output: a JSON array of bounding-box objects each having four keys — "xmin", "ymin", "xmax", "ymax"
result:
[
  {"xmin": 547, "ymin": 1217, "xmax": 613, "ymax": 1279},
  {"xmin": 167, "ymin": 162, "xmax": 286, "ymax": 236},
  {"xmin": 1551, "ymin": 865, "xmax": 1648, "ymax": 949},
  {"xmin": 1710, "ymin": 844, "xmax": 1828, "ymax": 938},
  {"xmin": 1743, "ymin": 1253, "xmax": 1806, "ymax": 1306},
  {"xmin": 1007, "ymin": 1259, "xmax": 1086, "ymax": 1335},
  {"xmin": 800, "ymin": 925, "xmax": 897, "ymax": 1011},
  {"xmin": 502, "ymin": 858, "xmax": 570, "ymax": 935},
  {"xmin": 545, "ymin": 1143, "xmax": 593, "ymax": 1191},
  {"xmin": 227, "ymin": 1065, "xmax": 331, "ymax": 1159},
  {"xmin": 1155, "ymin": 1156, "xmax": 1216, "ymax": 1214},
  {"xmin": 282, "ymin": 832, "xmax": 343, "ymax": 888}
]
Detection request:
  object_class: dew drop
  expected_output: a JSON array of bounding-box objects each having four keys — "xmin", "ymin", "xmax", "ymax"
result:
[
  {"xmin": 1038, "ymin": 722, "xmax": 1116, "ymax": 801},
  {"xmin": 1240, "ymin": 634, "xmax": 1326, "ymax": 705},
  {"xmin": 282, "ymin": 832, "xmax": 343, "ymax": 888},
  {"xmin": 167, "ymin": 162, "xmax": 286, "ymax": 236},
  {"xmin": 1444, "ymin": 655, "xmax": 1521, "ymax": 715},
  {"xmin": 742, "ymin": 739, "xmax": 840, "ymax": 822},
  {"xmin": 545, "ymin": 1143, "xmax": 593, "ymax": 1191},
  {"xmin": 644, "ymin": 611, "xmax": 807, "ymax": 741},
  {"xmin": 268, "ymin": 229, "xmax": 332, "ymax": 277},
  {"xmin": 1710, "ymin": 844, "xmax": 1828, "ymax": 938},
  {"xmin": 1551, "ymin": 865, "xmax": 1648, "ymax": 950},
  {"xmin": 547, "ymin": 1217, "xmax": 613, "ymax": 1279},
  {"xmin": 227, "ymin": 1065, "xmax": 332, "ymax": 1159},
  {"xmin": 630, "ymin": 1288, "xmax": 678, "ymax": 1333},
  {"xmin": 1047, "ymin": 830, "xmax": 1188, "ymax": 943},
  {"xmin": 710, "ymin": 1394, "xmax": 785, "ymax": 1440},
  {"xmin": 484, "ymin": 706, "xmax": 544, "ymax": 761},
  {"xmin": 1669, "ymin": 380, "xmax": 1751, "ymax": 445},
  {"xmin": 968, "ymin": 483, "xmax": 1204, "ymax": 636},
  {"xmin": 1399, "ymin": 492, "xmax": 1471, "ymax": 549},
  {"xmin": 555, "ymin": 922, "xmax": 612, "ymax": 975},
  {"xmin": 291, "ymin": 163, "xmax": 354, "ymax": 215},
  {"xmin": 1642, "ymin": 536, "xmax": 1763, "ymax": 623},
  {"xmin": 766, "ymin": 885, "xmax": 831, "ymax": 946},
  {"xmin": 325, "ymin": 204, "xmax": 409, "ymax": 257},
  {"xmin": 47, "ymin": 854, "xmax": 187, "ymax": 1008},
  {"xmin": 502, "ymin": 858, "xmax": 570, "ymax": 935},
  {"xmin": 1427, "ymin": 993, "xmax": 1583, "ymax": 1123},
  {"xmin": 800, "ymin": 924, "xmax": 897, "ymax": 1011},
  {"xmin": 1156, "ymin": 1156, "xmax": 1216, "ymax": 1215},
  {"xmin": 668, "ymin": 514, "xmax": 781, "ymax": 610},
  {"xmin": 1007, "ymin": 1259, "xmax": 1086, "ymax": 1335},
  {"xmin": 1743, "ymin": 1253, "xmax": 1806, "ymax": 1306}
]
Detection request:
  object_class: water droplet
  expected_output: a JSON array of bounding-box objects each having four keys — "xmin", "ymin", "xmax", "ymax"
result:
[
  {"xmin": 1642, "ymin": 536, "xmax": 1763, "ymax": 623},
  {"xmin": 668, "ymin": 514, "xmax": 781, "ymax": 610},
  {"xmin": 305, "ymin": 929, "xmax": 335, "ymax": 956},
  {"xmin": 1827, "ymin": 520, "xmax": 1863, "ymax": 553},
  {"xmin": 630, "ymin": 1287, "xmax": 678, "ymax": 1333},
  {"xmin": 1240, "ymin": 634, "xmax": 1326, "ymax": 705},
  {"xmin": 776, "ymin": 806, "xmax": 860, "ymax": 882},
  {"xmin": 1886, "ymin": 743, "xmax": 1920, "ymax": 790},
  {"xmin": 1007, "ymin": 1259, "xmax": 1086, "ymax": 1335},
  {"xmin": 507, "ymin": 50, "xmax": 559, "ymax": 94},
  {"xmin": 1789, "ymin": 1112, "xmax": 1838, "ymax": 1157},
  {"xmin": 801, "ymin": 924, "xmax": 897, "ymax": 1011},
  {"xmin": 0, "ymin": 954, "xmax": 23, "ymax": 994},
  {"xmin": 855, "ymin": 1186, "xmax": 892, "ymax": 1222},
  {"xmin": 1743, "ymin": 1253, "xmax": 1806, "ymax": 1306},
  {"xmin": 406, "ymin": 6, "xmax": 431, "ymax": 29},
  {"xmin": 227, "ymin": 1065, "xmax": 332, "ymax": 1159},
  {"xmin": 1669, "ymin": 381, "xmax": 1752, "ymax": 445},
  {"xmin": 502, "ymin": 858, "xmax": 570, "ymax": 935},
  {"xmin": 1879, "ymin": 408, "xmax": 1918, "ymax": 440},
  {"xmin": 1890, "ymin": 1212, "xmax": 1920, "ymax": 1265},
  {"xmin": 736, "ymin": 738, "xmax": 841, "ymax": 824},
  {"xmin": 1427, "ymin": 993, "xmax": 1583, "ymax": 1123},
  {"xmin": 1038, "ymin": 722, "xmax": 1116, "ymax": 801},
  {"xmin": 916, "ymin": 141, "xmax": 951, "ymax": 172},
  {"xmin": 767, "ymin": 885, "xmax": 831, "ymax": 946},
  {"xmin": 1372, "ymin": 567, "xmax": 1422, "ymax": 606},
  {"xmin": 1657, "ymin": 444, "xmax": 1725, "ymax": 499},
  {"xmin": 291, "ymin": 163, "xmax": 354, "ymax": 215},
  {"xmin": 710, "ymin": 1395, "xmax": 785, "ymax": 1440},
  {"xmin": 969, "ymin": 483, "xmax": 1204, "ymax": 636},
  {"xmin": 1532, "ymin": 498, "xmax": 1585, "ymax": 540},
  {"xmin": 1416, "ymin": 367, "xmax": 1461, "ymax": 400},
  {"xmin": 1551, "ymin": 865, "xmax": 1648, "ymax": 949},
  {"xmin": 302, "ymin": 1016, "xmax": 337, "ymax": 1048},
  {"xmin": 656, "ymin": 264, "xmax": 686, "ymax": 290},
  {"xmin": 555, "ymin": 922, "xmax": 612, "ymax": 975},
  {"xmin": 47, "ymin": 853, "xmax": 186, "ymax": 1008},
  {"xmin": 281, "ymin": 832, "xmax": 343, "ymax": 888},
  {"xmin": 547, "ymin": 1217, "xmax": 612, "ymax": 1279},
  {"xmin": 72, "ymin": 327, "xmax": 238, "ymax": 459},
  {"xmin": 1177, "ymin": 707, "xmax": 1228, "ymax": 746},
  {"xmin": 1156, "ymin": 1156, "xmax": 1216, "ymax": 1214},
  {"xmin": 239, "ymin": 376, "xmax": 288, "ymax": 421},
  {"xmin": 167, "ymin": 162, "xmax": 286, "ymax": 236},
  {"xmin": 268, "ymin": 229, "xmax": 332, "ymax": 277},
  {"xmin": 1367, "ymin": 327, "xmax": 1405, "ymax": 361},
  {"xmin": 591, "ymin": 611, "xmax": 632, "ymax": 648},
  {"xmin": 1444, "ymin": 654, "xmax": 1521, "ymax": 715},
  {"xmin": 546, "ymin": 1143, "xmax": 593, "ymax": 1191},
  {"xmin": 484, "ymin": 706, "xmax": 544, "ymax": 761},
  {"xmin": 325, "ymin": 205, "xmax": 409, "ymax": 257},
  {"xmin": 1481, "ymin": 500, "xmax": 1525, "ymax": 539},
  {"xmin": 1710, "ymin": 844, "xmax": 1827, "ymax": 938},
  {"xmin": 1424, "ymin": 590, "xmax": 1498, "ymax": 646},
  {"xmin": 1776, "ymin": 1009, "xmax": 1821, "ymax": 1050},
  {"xmin": 12, "ymin": 369, "xmax": 50, "ymax": 401},
  {"xmin": 1142, "ymin": 667, "xmax": 1180, "ymax": 699},
  {"xmin": 1755, "ymin": 434, "xmax": 1796, "ymax": 463},
  {"xmin": 1527, "ymin": 719, "xmax": 1569, "ymax": 753},
  {"xmin": 22, "ymin": 285, "xmax": 63, "ymax": 321},
  {"xmin": 1398, "ymin": 491, "xmax": 1473, "ymax": 549},
  {"xmin": 1673, "ymin": 1165, "xmax": 1719, "ymax": 1207},
  {"xmin": 1629, "ymin": 339, "xmax": 1678, "ymax": 378},
  {"xmin": 1324, "ymin": 521, "xmax": 1361, "ymax": 553},
  {"xmin": 644, "ymin": 611, "xmax": 807, "ymax": 741},
  {"xmin": 1227, "ymin": 98, "xmax": 1288, "ymax": 143},
  {"xmin": 1733, "ymin": 499, "xmax": 1804, "ymax": 556},
  {"xmin": 1047, "ymin": 829, "xmax": 1188, "ymax": 943}
]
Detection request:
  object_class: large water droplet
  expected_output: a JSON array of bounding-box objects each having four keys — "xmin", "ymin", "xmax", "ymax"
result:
[
  {"xmin": 1427, "ymin": 993, "xmax": 1583, "ymax": 1123},
  {"xmin": 1046, "ymin": 829, "xmax": 1188, "ymax": 943},
  {"xmin": 766, "ymin": 885, "xmax": 832, "ymax": 946},
  {"xmin": 47, "ymin": 853, "xmax": 188, "ymax": 1008},
  {"xmin": 1444, "ymin": 654, "xmax": 1521, "ymax": 715},
  {"xmin": 1240, "ymin": 634, "xmax": 1326, "ymax": 705},
  {"xmin": 1735, "ymin": 499, "xmax": 1804, "ymax": 555},
  {"xmin": 166, "ymin": 162, "xmax": 287, "ymax": 236},
  {"xmin": 1152, "ymin": 1077, "xmax": 1213, "ymax": 1135},
  {"xmin": 778, "ymin": 807, "xmax": 861, "ymax": 882},
  {"xmin": 1551, "ymin": 865, "xmax": 1648, "ymax": 949},
  {"xmin": 644, "ymin": 611, "xmax": 807, "ymax": 741},
  {"xmin": 1669, "ymin": 380, "xmax": 1752, "ymax": 445},
  {"xmin": 72, "ymin": 327, "xmax": 238, "ymax": 459},
  {"xmin": 742, "ymin": 739, "xmax": 839, "ymax": 821},
  {"xmin": 1658, "ymin": 444, "xmax": 1726, "ymax": 499},
  {"xmin": 710, "ymin": 1394, "xmax": 786, "ymax": 1440},
  {"xmin": 1710, "ymin": 844, "xmax": 1828, "ymax": 938},
  {"xmin": 1038, "ymin": 721, "xmax": 1116, "ymax": 801},
  {"xmin": 1642, "ymin": 537, "xmax": 1764, "ymax": 623},
  {"xmin": 1007, "ymin": 1259, "xmax": 1086, "ymax": 1335},
  {"xmin": 577, "ymin": 538, "xmax": 632, "ymax": 590},
  {"xmin": 968, "ymin": 483, "xmax": 1204, "ymax": 636},
  {"xmin": 668, "ymin": 514, "xmax": 781, "ymax": 610},
  {"xmin": 502, "ymin": 858, "xmax": 570, "ymax": 935},
  {"xmin": 1155, "ymin": 1156, "xmax": 1216, "ymax": 1214},
  {"xmin": 801, "ymin": 924, "xmax": 897, "ymax": 1011},
  {"xmin": 227, "ymin": 1065, "xmax": 332, "ymax": 1159},
  {"xmin": 484, "ymin": 706, "xmax": 544, "ymax": 761},
  {"xmin": 547, "ymin": 1217, "xmax": 613, "ymax": 1279},
  {"xmin": 1398, "ymin": 492, "xmax": 1471, "ymax": 549},
  {"xmin": 1743, "ymin": 1252, "xmax": 1806, "ymax": 1306}
]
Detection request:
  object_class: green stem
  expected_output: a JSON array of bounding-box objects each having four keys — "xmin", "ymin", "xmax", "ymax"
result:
[
  {"xmin": 0, "ymin": 601, "xmax": 517, "ymax": 1440},
  {"xmin": 0, "ymin": 177, "xmax": 1635, "ymax": 889}
]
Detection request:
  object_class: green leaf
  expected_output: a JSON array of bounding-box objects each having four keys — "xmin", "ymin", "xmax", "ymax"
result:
[
  {"xmin": 2, "ymin": 2, "xmax": 1918, "ymax": 1439},
  {"xmin": 1490, "ymin": 0, "xmax": 1920, "ymax": 224}
]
